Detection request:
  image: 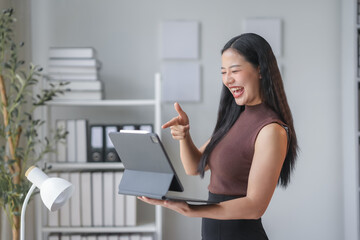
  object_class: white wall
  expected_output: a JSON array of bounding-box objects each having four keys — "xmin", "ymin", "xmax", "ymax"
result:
[
  {"xmin": 341, "ymin": 0, "xmax": 359, "ymax": 239},
  {"xmin": 29, "ymin": 0, "xmax": 343, "ymax": 239}
]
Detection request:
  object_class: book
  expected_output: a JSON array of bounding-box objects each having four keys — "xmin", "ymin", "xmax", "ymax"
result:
[
  {"xmin": 76, "ymin": 119, "xmax": 88, "ymax": 163},
  {"xmin": 53, "ymin": 91, "xmax": 103, "ymax": 101},
  {"xmin": 66, "ymin": 120, "xmax": 77, "ymax": 162},
  {"xmin": 48, "ymin": 235, "xmax": 60, "ymax": 240},
  {"xmin": 49, "ymin": 47, "xmax": 95, "ymax": 59},
  {"xmin": 130, "ymin": 234, "xmax": 141, "ymax": 240},
  {"xmin": 48, "ymin": 80, "xmax": 102, "ymax": 91},
  {"xmin": 48, "ymin": 66, "xmax": 98, "ymax": 74},
  {"xmin": 56, "ymin": 120, "xmax": 67, "ymax": 162},
  {"xmin": 70, "ymin": 172, "xmax": 81, "ymax": 226},
  {"xmin": 80, "ymin": 172, "xmax": 92, "ymax": 227},
  {"xmin": 59, "ymin": 172, "xmax": 71, "ymax": 226},
  {"xmin": 70, "ymin": 235, "xmax": 81, "ymax": 240},
  {"xmin": 114, "ymin": 171, "xmax": 125, "ymax": 226},
  {"xmin": 121, "ymin": 125, "xmax": 136, "ymax": 130},
  {"xmin": 97, "ymin": 236, "xmax": 107, "ymax": 240},
  {"xmin": 140, "ymin": 235, "xmax": 153, "ymax": 240},
  {"xmin": 48, "ymin": 73, "xmax": 98, "ymax": 81},
  {"xmin": 125, "ymin": 195, "xmax": 137, "ymax": 226},
  {"xmin": 139, "ymin": 124, "xmax": 153, "ymax": 133},
  {"xmin": 60, "ymin": 236, "xmax": 70, "ymax": 240},
  {"xmin": 48, "ymin": 59, "xmax": 101, "ymax": 68},
  {"xmin": 108, "ymin": 236, "xmax": 119, "ymax": 240},
  {"xmin": 47, "ymin": 204, "xmax": 59, "ymax": 227},
  {"xmin": 119, "ymin": 236, "xmax": 130, "ymax": 240},
  {"xmin": 92, "ymin": 172, "xmax": 103, "ymax": 226},
  {"xmin": 103, "ymin": 171, "xmax": 114, "ymax": 226}
]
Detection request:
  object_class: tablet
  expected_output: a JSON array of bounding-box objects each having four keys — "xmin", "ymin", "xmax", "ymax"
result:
[{"xmin": 109, "ymin": 130, "xmax": 218, "ymax": 204}]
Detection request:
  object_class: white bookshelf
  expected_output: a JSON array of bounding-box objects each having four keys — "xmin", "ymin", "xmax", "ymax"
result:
[
  {"xmin": 36, "ymin": 74, "xmax": 163, "ymax": 240},
  {"xmin": 46, "ymin": 99, "xmax": 157, "ymax": 106},
  {"xmin": 42, "ymin": 224, "xmax": 157, "ymax": 234},
  {"xmin": 342, "ymin": 0, "xmax": 359, "ymax": 239},
  {"xmin": 48, "ymin": 162, "xmax": 125, "ymax": 171}
]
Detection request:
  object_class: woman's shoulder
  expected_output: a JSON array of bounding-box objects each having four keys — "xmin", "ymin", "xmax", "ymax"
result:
[
  {"xmin": 259, "ymin": 123, "xmax": 288, "ymax": 140},
  {"xmin": 257, "ymin": 106, "xmax": 288, "ymax": 142},
  {"xmin": 255, "ymin": 123, "xmax": 288, "ymax": 159}
]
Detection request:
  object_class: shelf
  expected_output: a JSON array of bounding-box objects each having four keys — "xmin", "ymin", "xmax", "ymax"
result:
[
  {"xmin": 37, "ymin": 74, "xmax": 163, "ymax": 240},
  {"xmin": 42, "ymin": 223, "xmax": 156, "ymax": 234},
  {"xmin": 48, "ymin": 162, "xmax": 124, "ymax": 171},
  {"xmin": 46, "ymin": 99, "xmax": 157, "ymax": 107}
]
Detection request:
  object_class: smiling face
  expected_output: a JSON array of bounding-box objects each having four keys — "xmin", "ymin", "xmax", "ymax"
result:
[{"xmin": 221, "ymin": 48, "xmax": 262, "ymax": 106}]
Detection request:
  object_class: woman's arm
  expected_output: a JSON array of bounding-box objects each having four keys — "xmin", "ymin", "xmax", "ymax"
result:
[
  {"xmin": 162, "ymin": 103, "xmax": 209, "ymax": 175},
  {"xmin": 178, "ymin": 136, "xmax": 209, "ymax": 175},
  {"xmin": 140, "ymin": 123, "xmax": 287, "ymax": 219}
]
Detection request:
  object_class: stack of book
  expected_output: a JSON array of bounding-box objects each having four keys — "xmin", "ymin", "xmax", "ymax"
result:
[
  {"xmin": 47, "ymin": 171, "xmax": 137, "ymax": 228},
  {"xmin": 47, "ymin": 47, "xmax": 103, "ymax": 101},
  {"xmin": 56, "ymin": 119, "xmax": 89, "ymax": 163}
]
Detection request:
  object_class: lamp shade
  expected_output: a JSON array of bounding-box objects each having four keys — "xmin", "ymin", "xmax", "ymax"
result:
[{"xmin": 25, "ymin": 166, "xmax": 73, "ymax": 211}]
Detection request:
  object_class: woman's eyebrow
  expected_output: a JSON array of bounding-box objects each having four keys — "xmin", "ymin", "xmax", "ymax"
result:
[{"xmin": 221, "ymin": 64, "xmax": 242, "ymax": 69}]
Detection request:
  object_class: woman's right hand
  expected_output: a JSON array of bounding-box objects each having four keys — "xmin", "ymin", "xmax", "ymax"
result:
[{"xmin": 162, "ymin": 102, "xmax": 190, "ymax": 140}]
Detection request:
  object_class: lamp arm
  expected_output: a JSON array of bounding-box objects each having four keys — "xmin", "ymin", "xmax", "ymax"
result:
[{"xmin": 20, "ymin": 184, "xmax": 36, "ymax": 240}]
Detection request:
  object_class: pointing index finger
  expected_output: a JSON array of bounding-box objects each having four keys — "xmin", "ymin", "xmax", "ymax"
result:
[
  {"xmin": 161, "ymin": 117, "xmax": 179, "ymax": 129},
  {"xmin": 162, "ymin": 102, "xmax": 189, "ymax": 129}
]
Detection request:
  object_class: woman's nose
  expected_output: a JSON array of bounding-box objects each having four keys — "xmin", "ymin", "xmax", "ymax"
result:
[{"xmin": 225, "ymin": 73, "xmax": 235, "ymax": 84}]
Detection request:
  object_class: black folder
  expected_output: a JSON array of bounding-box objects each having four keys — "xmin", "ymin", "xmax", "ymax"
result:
[
  {"xmin": 108, "ymin": 131, "xmax": 218, "ymax": 204},
  {"xmin": 104, "ymin": 125, "xmax": 121, "ymax": 162},
  {"xmin": 89, "ymin": 125, "xmax": 104, "ymax": 162}
]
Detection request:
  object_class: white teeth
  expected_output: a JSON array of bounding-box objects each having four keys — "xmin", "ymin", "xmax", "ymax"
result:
[{"xmin": 231, "ymin": 87, "xmax": 243, "ymax": 93}]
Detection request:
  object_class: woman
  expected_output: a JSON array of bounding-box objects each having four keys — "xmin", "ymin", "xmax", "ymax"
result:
[{"xmin": 139, "ymin": 33, "xmax": 298, "ymax": 240}]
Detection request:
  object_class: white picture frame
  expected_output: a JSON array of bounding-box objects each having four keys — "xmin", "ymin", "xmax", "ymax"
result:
[{"xmin": 161, "ymin": 20, "xmax": 199, "ymax": 59}]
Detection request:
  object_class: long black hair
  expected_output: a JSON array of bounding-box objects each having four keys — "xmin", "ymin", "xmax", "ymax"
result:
[{"xmin": 198, "ymin": 33, "xmax": 298, "ymax": 187}]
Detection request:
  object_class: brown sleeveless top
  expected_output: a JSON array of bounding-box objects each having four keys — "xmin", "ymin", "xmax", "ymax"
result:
[{"xmin": 208, "ymin": 102, "xmax": 286, "ymax": 196}]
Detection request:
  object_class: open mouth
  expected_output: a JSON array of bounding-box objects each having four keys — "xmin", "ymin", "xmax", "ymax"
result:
[{"xmin": 230, "ymin": 87, "xmax": 244, "ymax": 98}]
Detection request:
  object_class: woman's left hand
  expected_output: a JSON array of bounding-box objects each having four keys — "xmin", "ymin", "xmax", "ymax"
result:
[{"xmin": 137, "ymin": 196, "xmax": 192, "ymax": 217}]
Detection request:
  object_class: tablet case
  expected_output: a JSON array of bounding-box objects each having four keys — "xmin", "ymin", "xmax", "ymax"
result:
[
  {"xmin": 109, "ymin": 131, "xmax": 217, "ymax": 203},
  {"xmin": 109, "ymin": 131, "xmax": 182, "ymax": 199}
]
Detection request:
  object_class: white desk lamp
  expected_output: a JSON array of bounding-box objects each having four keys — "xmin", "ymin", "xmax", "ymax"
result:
[{"xmin": 21, "ymin": 166, "xmax": 73, "ymax": 240}]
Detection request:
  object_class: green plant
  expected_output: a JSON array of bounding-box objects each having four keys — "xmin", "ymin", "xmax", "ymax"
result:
[{"xmin": 0, "ymin": 8, "xmax": 68, "ymax": 240}]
